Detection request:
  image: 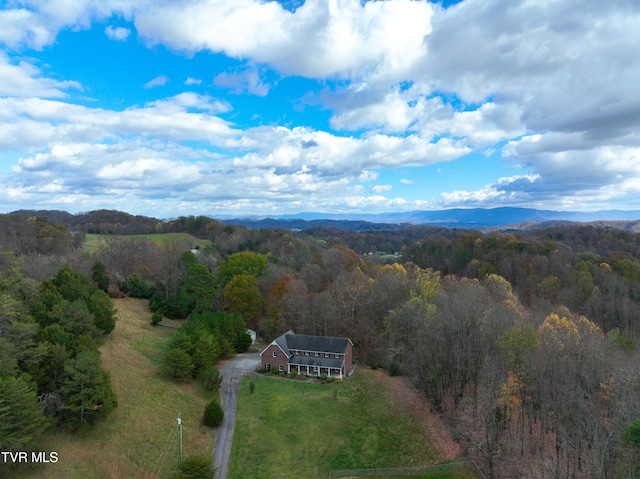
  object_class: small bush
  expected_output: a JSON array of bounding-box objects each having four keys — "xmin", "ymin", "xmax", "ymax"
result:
[
  {"xmin": 203, "ymin": 399, "xmax": 224, "ymax": 427},
  {"xmin": 176, "ymin": 454, "xmax": 212, "ymax": 479},
  {"xmin": 385, "ymin": 362, "xmax": 400, "ymax": 376},
  {"xmin": 151, "ymin": 310, "xmax": 163, "ymax": 326}
]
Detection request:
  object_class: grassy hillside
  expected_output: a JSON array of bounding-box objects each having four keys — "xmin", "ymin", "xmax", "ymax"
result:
[
  {"xmin": 229, "ymin": 372, "xmax": 474, "ymax": 479},
  {"xmin": 83, "ymin": 232, "xmax": 211, "ymax": 253},
  {"xmin": 21, "ymin": 298, "xmax": 214, "ymax": 479}
]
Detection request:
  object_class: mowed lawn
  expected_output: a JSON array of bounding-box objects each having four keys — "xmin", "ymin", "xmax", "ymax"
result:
[
  {"xmin": 20, "ymin": 298, "xmax": 214, "ymax": 479},
  {"xmin": 228, "ymin": 372, "xmax": 469, "ymax": 479}
]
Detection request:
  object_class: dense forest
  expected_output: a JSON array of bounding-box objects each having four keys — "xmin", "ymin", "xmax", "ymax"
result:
[{"xmin": 2, "ymin": 210, "xmax": 640, "ymax": 478}]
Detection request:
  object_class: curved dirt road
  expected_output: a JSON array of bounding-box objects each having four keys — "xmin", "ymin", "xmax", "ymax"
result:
[{"xmin": 212, "ymin": 352, "xmax": 261, "ymax": 479}]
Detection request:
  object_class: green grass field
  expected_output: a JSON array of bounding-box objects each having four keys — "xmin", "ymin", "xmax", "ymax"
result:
[
  {"xmin": 18, "ymin": 298, "xmax": 213, "ymax": 479},
  {"xmin": 83, "ymin": 232, "xmax": 211, "ymax": 253},
  {"xmin": 228, "ymin": 373, "xmax": 475, "ymax": 479}
]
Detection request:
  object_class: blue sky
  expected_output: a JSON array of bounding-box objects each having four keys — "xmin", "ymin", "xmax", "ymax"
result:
[{"xmin": 1, "ymin": 0, "xmax": 640, "ymax": 218}]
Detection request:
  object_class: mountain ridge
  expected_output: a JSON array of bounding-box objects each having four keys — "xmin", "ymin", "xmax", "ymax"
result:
[{"xmin": 7, "ymin": 207, "xmax": 640, "ymax": 232}]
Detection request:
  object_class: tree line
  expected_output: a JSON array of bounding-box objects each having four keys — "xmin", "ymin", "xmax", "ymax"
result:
[{"xmin": 0, "ymin": 256, "xmax": 118, "ymax": 477}]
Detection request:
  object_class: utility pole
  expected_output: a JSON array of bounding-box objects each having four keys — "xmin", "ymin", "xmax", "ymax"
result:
[{"xmin": 177, "ymin": 413, "xmax": 183, "ymax": 463}]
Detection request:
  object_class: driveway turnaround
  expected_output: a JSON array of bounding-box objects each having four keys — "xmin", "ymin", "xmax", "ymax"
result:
[{"xmin": 212, "ymin": 352, "xmax": 261, "ymax": 479}]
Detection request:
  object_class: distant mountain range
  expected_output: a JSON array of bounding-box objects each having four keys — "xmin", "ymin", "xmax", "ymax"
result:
[
  {"xmin": 7, "ymin": 207, "xmax": 640, "ymax": 232},
  {"xmin": 218, "ymin": 207, "xmax": 640, "ymax": 231}
]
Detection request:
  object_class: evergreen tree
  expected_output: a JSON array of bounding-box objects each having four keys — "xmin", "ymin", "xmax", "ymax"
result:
[
  {"xmin": 60, "ymin": 351, "xmax": 117, "ymax": 428},
  {"xmin": 202, "ymin": 399, "xmax": 224, "ymax": 427},
  {"xmin": 159, "ymin": 348, "xmax": 194, "ymax": 382},
  {"xmin": 88, "ymin": 289, "xmax": 117, "ymax": 334},
  {"xmin": 0, "ymin": 375, "xmax": 49, "ymax": 451},
  {"xmin": 91, "ymin": 261, "xmax": 109, "ymax": 292}
]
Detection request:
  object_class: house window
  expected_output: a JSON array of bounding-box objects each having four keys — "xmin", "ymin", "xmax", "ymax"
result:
[
  {"xmin": 305, "ymin": 351, "xmax": 309, "ymax": 356},
  {"xmin": 278, "ymin": 365, "xmax": 284, "ymax": 372},
  {"xmin": 314, "ymin": 352, "xmax": 319, "ymax": 357},
  {"xmin": 272, "ymin": 351, "xmax": 277, "ymax": 357}
]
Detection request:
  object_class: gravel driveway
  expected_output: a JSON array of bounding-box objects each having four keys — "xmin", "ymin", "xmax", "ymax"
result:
[{"xmin": 211, "ymin": 352, "xmax": 261, "ymax": 479}]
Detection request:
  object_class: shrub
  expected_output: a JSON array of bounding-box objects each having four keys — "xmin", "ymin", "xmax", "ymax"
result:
[
  {"xmin": 123, "ymin": 274, "xmax": 152, "ymax": 298},
  {"xmin": 151, "ymin": 310, "xmax": 163, "ymax": 326},
  {"xmin": 202, "ymin": 399, "xmax": 224, "ymax": 427},
  {"xmin": 385, "ymin": 362, "xmax": 400, "ymax": 376},
  {"xmin": 176, "ymin": 454, "xmax": 213, "ymax": 479}
]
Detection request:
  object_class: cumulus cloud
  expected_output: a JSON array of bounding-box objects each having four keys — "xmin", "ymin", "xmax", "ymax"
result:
[
  {"xmin": 0, "ymin": 93, "xmax": 239, "ymax": 154},
  {"xmin": 0, "ymin": 0, "xmax": 145, "ymax": 49},
  {"xmin": 105, "ymin": 25, "xmax": 130, "ymax": 41},
  {"xmin": 135, "ymin": 0, "xmax": 433, "ymax": 79},
  {"xmin": 1, "ymin": 87, "xmax": 473, "ymax": 215},
  {"xmin": 0, "ymin": 53, "xmax": 82, "ymax": 98}
]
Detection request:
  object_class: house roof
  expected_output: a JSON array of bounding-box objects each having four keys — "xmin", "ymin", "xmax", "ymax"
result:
[
  {"xmin": 260, "ymin": 330, "xmax": 352, "ymax": 357},
  {"xmin": 284, "ymin": 332, "xmax": 351, "ymax": 355}
]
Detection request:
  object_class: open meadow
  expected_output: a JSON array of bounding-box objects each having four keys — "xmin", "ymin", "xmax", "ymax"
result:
[
  {"xmin": 228, "ymin": 372, "xmax": 476, "ymax": 479},
  {"xmin": 20, "ymin": 298, "xmax": 213, "ymax": 479},
  {"xmin": 83, "ymin": 232, "xmax": 212, "ymax": 254}
]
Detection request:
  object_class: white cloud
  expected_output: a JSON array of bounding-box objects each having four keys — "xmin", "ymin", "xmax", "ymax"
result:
[
  {"xmin": 214, "ymin": 66, "xmax": 270, "ymax": 96},
  {"xmin": 0, "ymin": 1, "xmax": 146, "ymax": 49},
  {"xmin": 185, "ymin": 77, "xmax": 202, "ymax": 85},
  {"xmin": 0, "ymin": 87, "xmax": 474, "ymax": 216},
  {"xmin": 105, "ymin": 25, "xmax": 130, "ymax": 41},
  {"xmin": 0, "ymin": 94, "xmax": 239, "ymax": 153},
  {"xmin": 135, "ymin": 0, "xmax": 433, "ymax": 79},
  {"xmin": 0, "ymin": 53, "xmax": 82, "ymax": 98},
  {"xmin": 144, "ymin": 74, "xmax": 169, "ymax": 89}
]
